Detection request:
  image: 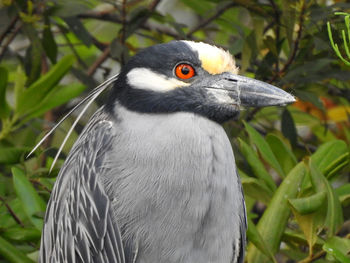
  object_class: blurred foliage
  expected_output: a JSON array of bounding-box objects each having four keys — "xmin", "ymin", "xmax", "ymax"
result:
[{"xmin": 0, "ymin": 0, "xmax": 349, "ymax": 262}]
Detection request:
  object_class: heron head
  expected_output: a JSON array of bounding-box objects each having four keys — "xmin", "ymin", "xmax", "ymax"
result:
[{"xmin": 109, "ymin": 40, "xmax": 295, "ymax": 123}]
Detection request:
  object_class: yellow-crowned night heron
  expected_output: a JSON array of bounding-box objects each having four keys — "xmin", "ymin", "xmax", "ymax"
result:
[{"xmin": 35, "ymin": 40, "xmax": 295, "ymax": 263}]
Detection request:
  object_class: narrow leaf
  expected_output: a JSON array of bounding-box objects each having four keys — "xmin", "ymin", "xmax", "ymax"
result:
[
  {"xmin": 0, "ymin": 236, "xmax": 35, "ymax": 263},
  {"xmin": 281, "ymin": 109, "xmax": 298, "ymax": 147},
  {"xmin": 63, "ymin": 16, "xmax": 92, "ymax": 46},
  {"xmin": 17, "ymin": 55, "xmax": 75, "ymax": 115},
  {"xmin": 289, "ymin": 210, "xmax": 320, "ymax": 256},
  {"xmin": 311, "ymin": 140, "xmax": 348, "ymax": 175},
  {"xmin": 288, "ymin": 191, "xmax": 327, "ymax": 215},
  {"xmin": 323, "ymin": 237, "xmax": 350, "ymax": 263},
  {"xmin": 0, "ymin": 66, "xmax": 11, "ymax": 118},
  {"xmin": 241, "ymin": 177, "xmax": 272, "ymax": 204},
  {"xmin": 283, "ymin": 230, "xmax": 325, "ymax": 247},
  {"xmin": 12, "ymin": 167, "xmax": 46, "ymax": 230},
  {"xmin": 42, "ymin": 17, "xmax": 57, "ymax": 64},
  {"xmin": 266, "ymin": 134, "xmax": 297, "ymax": 174},
  {"xmin": 1, "ymin": 227, "xmax": 41, "ymax": 241},
  {"xmin": 247, "ymin": 217, "xmax": 277, "ymax": 263},
  {"xmin": 244, "ymin": 122, "xmax": 285, "ymax": 177},
  {"xmin": 247, "ymin": 162, "xmax": 306, "ymax": 263},
  {"xmin": 309, "ymin": 159, "xmax": 343, "ymax": 237},
  {"xmin": 324, "ymin": 152, "xmax": 350, "ymax": 179},
  {"xmin": 0, "ymin": 147, "xmax": 31, "ymax": 164},
  {"xmin": 14, "ymin": 66, "xmax": 27, "ymax": 112},
  {"xmin": 239, "ymin": 138, "xmax": 276, "ymax": 191},
  {"xmin": 18, "ymin": 83, "xmax": 86, "ymax": 124},
  {"xmin": 335, "ymin": 183, "xmax": 350, "ymax": 204}
]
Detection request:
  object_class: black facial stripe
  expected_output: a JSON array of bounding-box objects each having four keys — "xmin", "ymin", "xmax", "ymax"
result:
[{"xmin": 112, "ymin": 85, "xmax": 239, "ymax": 123}]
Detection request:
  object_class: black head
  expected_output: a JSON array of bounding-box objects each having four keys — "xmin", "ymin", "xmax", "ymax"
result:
[{"xmin": 107, "ymin": 41, "xmax": 295, "ymax": 123}]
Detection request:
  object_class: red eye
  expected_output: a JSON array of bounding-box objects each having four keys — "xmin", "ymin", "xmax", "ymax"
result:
[{"xmin": 175, "ymin": 64, "xmax": 195, "ymax": 79}]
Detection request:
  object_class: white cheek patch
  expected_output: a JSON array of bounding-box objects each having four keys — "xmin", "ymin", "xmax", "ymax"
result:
[{"xmin": 127, "ymin": 68, "xmax": 190, "ymax": 92}]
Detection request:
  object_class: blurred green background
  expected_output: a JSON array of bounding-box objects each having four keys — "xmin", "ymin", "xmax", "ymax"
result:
[{"xmin": 0, "ymin": 0, "xmax": 349, "ymax": 262}]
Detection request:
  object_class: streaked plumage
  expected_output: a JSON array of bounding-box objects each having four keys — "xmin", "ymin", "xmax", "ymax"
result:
[{"xmin": 37, "ymin": 40, "xmax": 295, "ymax": 263}]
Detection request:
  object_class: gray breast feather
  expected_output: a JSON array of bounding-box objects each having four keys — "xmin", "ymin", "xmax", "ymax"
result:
[
  {"xmin": 39, "ymin": 111, "xmax": 125, "ymax": 263},
  {"xmin": 102, "ymin": 107, "xmax": 247, "ymax": 263},
  {"xmin": 40, "ymin": 107, "xmax": 247, "ymax": 263}
]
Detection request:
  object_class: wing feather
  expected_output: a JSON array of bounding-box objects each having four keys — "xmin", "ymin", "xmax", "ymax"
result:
[
  {"xmin": 233, "ymin": 177, "xmax": 247, "ymax": 263},
  {"xmin": 39, "ymin": 110, "xmax": 125, "ymax": 263}
]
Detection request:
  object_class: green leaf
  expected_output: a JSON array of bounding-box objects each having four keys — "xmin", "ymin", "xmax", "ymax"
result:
[
  {"xmin": 241, "ymin": 177, "xmax": 272, "ymax": 204},
  {"xmin": 50, "ymin": 0, "xmax": 93, "ymax": 17},
  {"xmin": 0, "ymin": 66, "xmax": 11, "ymax": 118},
  {"xmin": 14, "ymin": 66, "xmax": 27, "ymax": 112},
  {"xmin": 280, "ymin": 248, "xmax": 308, "ymax": 262},
  {"xmin": 263, "ymin": 36, "xmax": 278, "ymax": 57},
  {"xmin": 0, "ymin": 236, "xmax": 35, "ymax": 263},
  {"xmin": 16, "ymin": 55, "xmax": 75, "ymax": 115},
  {"xmin": 328, "ymin": 16, "xmax": 350, "ymax": 66},
  {"xmin": 289, "ymin": 210, "xmax": 322, "ymax": 256},
  {"xmin": 1, "ymin": 227, "xmax": 41, "ymax": 242},
  {"xmin": 247, "ymin": 162, "xmax": 306, "ymax": 263},
  {"xmin": 12, "ymin": 167, "xmax": 46, "ymax": 230},
  {"xmin": 241, "ymin": 37, "xmax": 252, "ymax": 73},
  {"xmin": 266, "ymin": 134, "xmax": 297, "ymax": 174},
  {"xmin": 24, "ymin": 41, "xmax": 42, "ymax": 86},
  {"xmin": 63, "ymin": 16, "xmax": 92, "ymax": 47},
  {"xmin": 42, "ymin": 18, "xmax": 57, "ymax": 64},
  {"xmin": 252, "ymin": 16, "xmax": 264, "ymax": 49},
  {"xmin": 308, "ymin": 159, "xmax": 343, "ymax": 237},
  {"xmin": 18, "ymin": 83, "xmax": 86, "ymax": 124},
  {"xmin": 324, "ymin": 152, "xmax": 350, "ymax": 179},
  {"xmin": 247, "ymin": 217, "xmax": 277, "ymax": 263},
  {"xmin": 283, "ymin": 230, "xmax": 325, "ymax": 247},
  {"xmin": 312, "ymin": 125, "xmax": 337, "ymax": 143},
  {"xmin": 311, "ymin": 140, "xmax": 348, "ymax": 175},
  {"xmin": 281, "ymin": 109, "xmax": 298, "ymax": 147},
  {"xmin": 244, "ymin": 122, "xmax": 285, "ymax": 177},
  {"xmin": 0, "ymin": 147, "xmax": 31, "ymax": 164},
  {"xmin": 288, "ymin": 191, "xmax": 327, "ymax": 215},
  {"xmin": 323, "ymin": 237, "xmax": 350, "ymax": 263},
  {"xmin": 238, "ymin": 138, "xmax": 276, "ymax": 191},
  {"xmin": 336, "ymin": 183, "xmax": 350, "ymax": 204}
]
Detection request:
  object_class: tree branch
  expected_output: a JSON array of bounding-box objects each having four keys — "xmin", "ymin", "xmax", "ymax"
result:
[
  {"xmin": 0, "ymin": 15, "xmax": 19, "ymax": 46},
  {"xmin": 87, "ymin": 46, "xmax": 111, "ymax": 76},
  {"xmin": 186, "ymin": 2, "xmax": 236, "ymax": 37},
  {"xmin": 270, "ymin": 0, "xmax": 306, "ymax": 82},
  {"xmin": 297, "ymin": 250, "xmax": 326, "ymax": 263},
  {"xmin": 148, "ymin": 0, "xmax": 162, "ymax": 12},
  {"xmin": 77, "ymin": 12, "xmax": 181, "ymax": 39},
  {"xmin": 0, "ymin": 22, "xmax": 22, "ymax": 62},
  {"xmin": 268, "ymin": 0, "xmax": 280, "ymax": 72},
  {"xmin": 0, "ymin": 196, "xmax": 25, "ymax": 227}
]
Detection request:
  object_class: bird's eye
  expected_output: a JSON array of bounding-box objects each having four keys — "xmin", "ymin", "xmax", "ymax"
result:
[{"xmin": 175, "ymin": 64, "xmax": 195, "ymax": 80}]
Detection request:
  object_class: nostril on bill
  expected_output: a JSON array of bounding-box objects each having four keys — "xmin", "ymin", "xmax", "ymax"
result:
[{"xmin": 225, "ymin": 78, "xmax": 238, "ymax": 82}]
